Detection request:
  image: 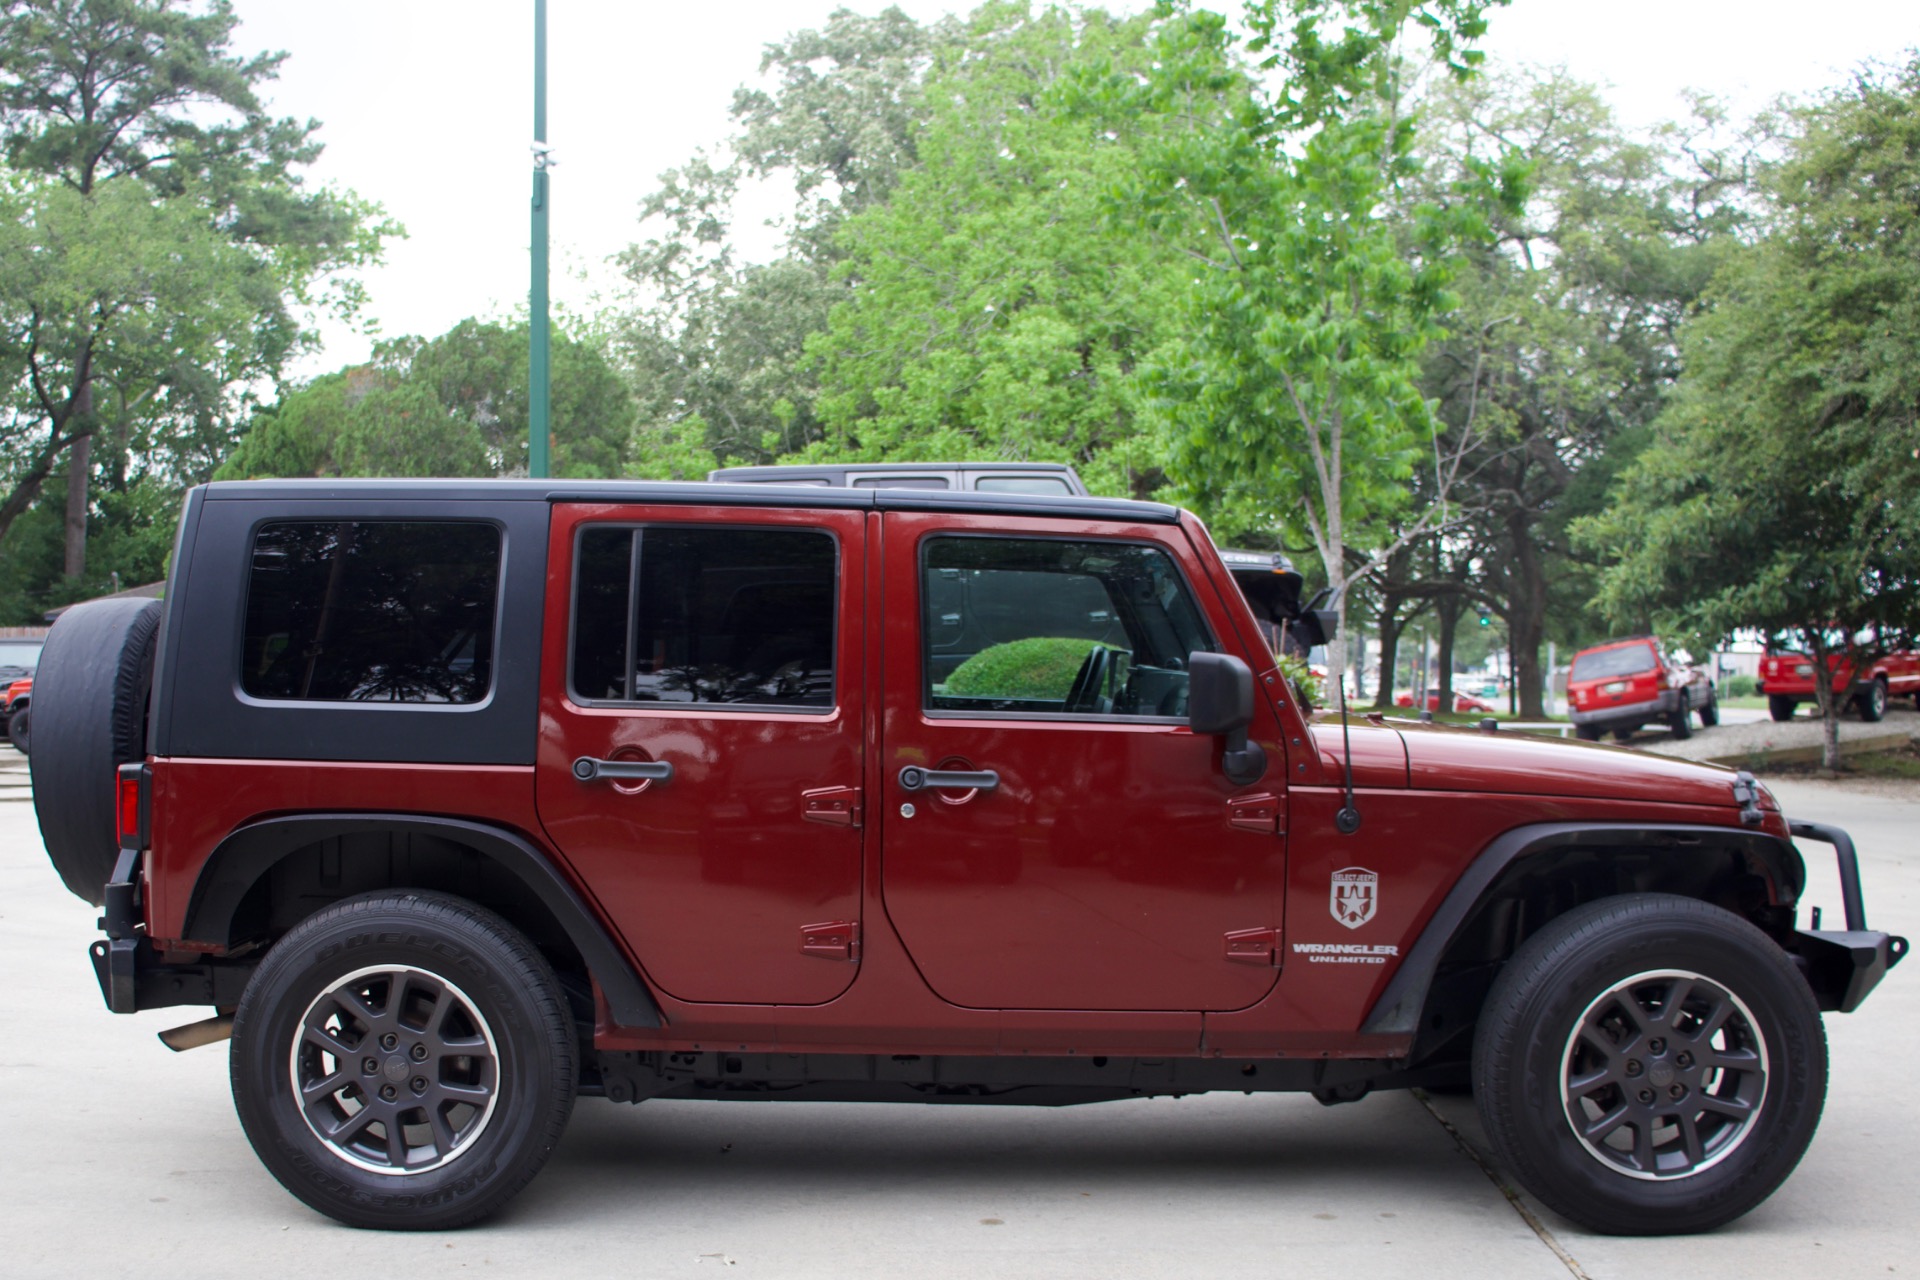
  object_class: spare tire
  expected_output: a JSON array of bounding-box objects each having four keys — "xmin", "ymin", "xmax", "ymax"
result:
[{"xmin": 30, "ymin": 598, "xmax": 163, "ymax": 905}]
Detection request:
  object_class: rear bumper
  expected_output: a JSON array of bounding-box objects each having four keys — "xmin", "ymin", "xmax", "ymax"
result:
[
  {"xmin": 1569, "ymin": 691, "xmax": 1675, "ymax": 727},
  {"xmin": 1786, "ymin": 819, "xmax": 1908, "ymax": 1012}
]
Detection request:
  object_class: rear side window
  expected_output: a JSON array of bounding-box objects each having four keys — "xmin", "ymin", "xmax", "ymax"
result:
[
  {"xmin": 853, "ymin": 475, "xmax": 948, "ymax": 489},
  {"xmin": 241, "ymin": 521, "xmax": 501, "ymax": 703},
  {"xmin": 922, "ymin": 536, "xmax": 1213, "ymax": 718},
  {"xmin": 1570, "ymin": 643, "xmax": 1658, "ymax": 682},
  {"xmin": 571, "ymin": 525, "xmax": 837, "ymax": 709}
]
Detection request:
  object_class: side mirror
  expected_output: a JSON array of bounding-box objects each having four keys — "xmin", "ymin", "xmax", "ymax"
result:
[
  {"xmin": 1287, "ymin": 608, "xmax": 1338, "ymax": 652},
  {"xmin": 1188, "ymin": 652, "xmax": 1267, "ymax": 786}
]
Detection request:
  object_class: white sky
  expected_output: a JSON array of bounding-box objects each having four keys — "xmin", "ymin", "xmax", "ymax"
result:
[{"xmin": 224, "ymin": 0, "xmax": 1920, "ymax": 376}]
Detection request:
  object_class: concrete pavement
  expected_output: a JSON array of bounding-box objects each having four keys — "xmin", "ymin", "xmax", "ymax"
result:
[{"xmin": 0, "ymin": 757, "xmax": 1913, "ymax": 1278}]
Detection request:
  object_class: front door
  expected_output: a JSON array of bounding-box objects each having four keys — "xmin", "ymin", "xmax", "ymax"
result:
[
  {"xmin": 878, "ymin": 512, "xmax": 1288, "ymax": 1012},
  {"xmin": 536, "ymin": 503, "xmax": 866, "ymax": 1005}
]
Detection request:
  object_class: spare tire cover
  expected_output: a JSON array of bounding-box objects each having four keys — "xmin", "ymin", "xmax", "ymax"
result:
[{"xmin": 31, "ymin": 598, "xmax": 163, "ymax": 905}]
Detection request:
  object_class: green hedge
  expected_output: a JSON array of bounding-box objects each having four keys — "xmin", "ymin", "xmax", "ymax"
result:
[
  {"xmin": 1724, "ymin": 674, "xmax": 1758, "ymax": 698},
  {"xmin": 945, "ymin": 636, "xmax": 1107, "ymax": 701}
]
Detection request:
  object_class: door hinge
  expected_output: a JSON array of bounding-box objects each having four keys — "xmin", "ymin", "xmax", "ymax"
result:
[
  {"xmin": 802, "ymin": 785, "xmax": 862, "ymax": 829},
  {"xmin": 1227, "ymin": 793, "xmax": 1280, "ymax": 835},
  {"xmin": 800, "ymin": 920, "xmax": 861, "ymax": 962},
  {"xmin": 1223, "ymin": 926, "xmax": 1280, "ymax": 965}
]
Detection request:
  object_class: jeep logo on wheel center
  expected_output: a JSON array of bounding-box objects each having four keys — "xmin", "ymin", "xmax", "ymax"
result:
[{"xmin": 1331, "ymin": 867, "xmax": 1378, "ymax": 929}]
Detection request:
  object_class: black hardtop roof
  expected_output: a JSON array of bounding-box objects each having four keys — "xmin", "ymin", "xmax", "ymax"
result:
[{"xmin": 196, "ymin": 477, "xmax": 1182, "ymax": 525}]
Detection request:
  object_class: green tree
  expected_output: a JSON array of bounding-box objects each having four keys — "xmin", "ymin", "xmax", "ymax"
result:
[
  {"xmin": 1091, "ymin": 0, "xmax": 1512, "ymax": 666},
  {"xmin": 1410, "ymin": 67, "xmax": 1741, "ymax": 715},
  {"xmin": 220, "ymin": 319, "xmax": 634, "ymax": 480},
  {"xmin": 616, "ymin": 7, "xmax": 962, "ymax": 471},
  {"xmin": 1578, "ymin": 57, "xmax": 1920, "ymax": 767},
  {"xmin": 0, "ymin": 0, "xmax": 392, "ymax": 589},
  {"xmin": 802, "ymin": 2, "xmax": 1202, "ymax": 496}
]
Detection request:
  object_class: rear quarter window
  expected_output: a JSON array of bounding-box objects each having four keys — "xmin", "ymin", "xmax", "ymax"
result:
[{"xmin": 240, "ymin": 521, "xmax": 501, "ymax": 704}]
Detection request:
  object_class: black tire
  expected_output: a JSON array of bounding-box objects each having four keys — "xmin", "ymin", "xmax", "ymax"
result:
[
  {"xmin": 230, "ymin": 891, "xmax": 577, "ymax": 1230},
  {"xmin": 1854, "ymin": 677, "xmax": 1887, "ymax": 723},
  {"xmin": 1697, "ymin": 688, "xmax": 1718, "ymax": 728},
  {"xmin": 1667, "ymin": 696, "xmax": 1693, "ymax": 740},
  {"xmin": 1611, "ymin": 726, "xmax": 1636, "ymax": 743},
  {"xmin": 1473, "ymin": 894, "xmax": 1827, "ymax": 1235},
  {"xmin": 1574, "ymin": 724, "xmax": 1602, "ymax": 742},
  {"xmin": 29, "ymin": 598, "xmax": 163, "ymax": 904},
  {"xmin": 6, "ymin": 705, "xmax": 26, "ymax": 755},
  {"xmin": 1768, "ymin": 695, "xmax": 1797, "ymax": 722}
]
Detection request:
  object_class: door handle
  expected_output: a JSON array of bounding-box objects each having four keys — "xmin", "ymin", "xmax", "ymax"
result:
[
  {"xmin": 572, "ymin": 757, "xmax": 673, "ymax": 784},
  {"xmin": 898, "ymin": 766, "xmax": 999, "ymax": 793}
]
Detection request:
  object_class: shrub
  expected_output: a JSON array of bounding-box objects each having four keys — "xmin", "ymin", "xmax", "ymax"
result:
[
  {"xmin": 946, "ymin": 636, "xmax": 1107, "ymax": 701},
  {"xmin": 1725, "ymin": 674, "xmax": 1758, "ymax": 698}
]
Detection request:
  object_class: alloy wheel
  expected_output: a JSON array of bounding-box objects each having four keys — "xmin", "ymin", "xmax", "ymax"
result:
[
  {"xmin": 290, "ymin": 964, "xmax": 500, "ymax": 1175},
  {"xmin": 1559, "ymin": 968, "xmax": 1768, "ymax": 1180}
]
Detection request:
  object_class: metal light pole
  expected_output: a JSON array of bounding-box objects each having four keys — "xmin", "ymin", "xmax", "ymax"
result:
[{"xmin": 528, "ymin": 0, "xmax": 552, "ymax": 478}]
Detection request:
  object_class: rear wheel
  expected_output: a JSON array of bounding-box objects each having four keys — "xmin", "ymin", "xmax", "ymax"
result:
[
  {"xmin": 1768, "ymin": 695, "xmax": 1797, "ymax": 722},
  {"xmin": 1574, "ymin": 725, "xmax": 1602, "ymax": 742},
  {"xmin": 5, "ymin": 705, "xmax": 25, "ymax": 754},
  {"xmin": 1854, "ymin": 677, "xmax": 1888, "ymax": 723},
  {"xmin": 1612, "ymin": 726, "xmax": 1636, "ymax": 743},
  {"xmin": 1473, "ymin": 895, "xmax": 1826, "ymax": 1235},
  {"xmin": 230, "ymin": 891, "xmax": 576, "ymax": 1230}
]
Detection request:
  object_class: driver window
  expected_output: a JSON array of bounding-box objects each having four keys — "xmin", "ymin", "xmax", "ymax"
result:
[{"xmin": 921, "ymin": 535, "xmax": 1214, "ymax": 719}]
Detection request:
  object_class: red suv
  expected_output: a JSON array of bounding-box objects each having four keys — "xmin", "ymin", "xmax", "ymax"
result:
[
  {"xmin": 24, "ymin": 479, "xmax": 1903, "ymax": 1235},
  {"xmin": 1567, "ymin": 637, "xmax": 1717, "ymax": 742},
  {"xmin": 1758, "ymin": 648, "xmax": 1920, "ymax": 722}
]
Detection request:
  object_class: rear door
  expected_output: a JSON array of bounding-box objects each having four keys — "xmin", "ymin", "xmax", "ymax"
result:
[
  {"xmin": 536, "ymin": 502, "xmax": 866, "ymax": 1005},
  {"xmin": 877, "ymin": 512, "xmax": 1288, "ymax": 1012}
]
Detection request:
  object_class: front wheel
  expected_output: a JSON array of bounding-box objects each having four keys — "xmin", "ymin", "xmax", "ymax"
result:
[
  {"xmin": 1698, "ymin": 689, "xmax": 1718, "ymax": 728},
  {"xmin": 1667, "ymin": 696, "xmax": 1693, "ymax": 740},
  {"xmin": 5, "ymin": 706, "xmax": 25, "ymax": 754},
  {"xmin": 230, "ymin": 891, "xmax": 577, "ymax": 1230},
  {"xmin": 1473, "ymin": 894, "xmax": 1827, "ymax": 1235}
]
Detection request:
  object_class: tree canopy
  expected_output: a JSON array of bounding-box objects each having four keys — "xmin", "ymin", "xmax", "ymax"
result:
[{"xmin": 1578, "ymin": 55, "xmax": 1920, "ymax": 763}]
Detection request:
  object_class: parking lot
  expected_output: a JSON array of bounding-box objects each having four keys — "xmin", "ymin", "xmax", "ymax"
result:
[{"xmin": 0, "ymin": 752, "xmax": 1914, "ymax": 1279}]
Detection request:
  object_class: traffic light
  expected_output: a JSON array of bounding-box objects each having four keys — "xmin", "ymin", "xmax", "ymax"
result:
[{"xmin": 1476, "ymin": 606, "xmax": 1492, "ymax": 628}]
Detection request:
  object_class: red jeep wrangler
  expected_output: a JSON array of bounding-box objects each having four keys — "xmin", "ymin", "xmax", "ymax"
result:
[{"xmin": 27, "ymin": 480, "xmax": 1904, "ymax": 1234}]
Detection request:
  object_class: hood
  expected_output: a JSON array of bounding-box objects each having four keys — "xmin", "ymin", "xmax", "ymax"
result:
[{"xmin": 1388, "ymin": 717, "xmax": 1746, "ymax": 809}]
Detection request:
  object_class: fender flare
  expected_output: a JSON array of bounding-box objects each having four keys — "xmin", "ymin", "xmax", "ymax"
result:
[
  {"xmin": 181, "ymin": 813, "xmax": 662, "ymax": 1028},
  {"xmin": 1360, "ymin": 821, "xmax": 1804, "ymax": 1038}
]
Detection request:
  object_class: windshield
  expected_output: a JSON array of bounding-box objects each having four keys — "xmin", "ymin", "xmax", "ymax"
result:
[
  {"xmin": 1570, "ymin": 643, "xmax": 1656, "ymax": 682},
  {"xmin": 0, "ymin": 641, "xmax": 42, "ymax": 669}
]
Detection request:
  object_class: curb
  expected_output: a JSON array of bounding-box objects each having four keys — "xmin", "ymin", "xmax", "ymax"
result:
[{"xmin": 1690, "ymin": 729, "xmax": 1914, "ymax": 769}]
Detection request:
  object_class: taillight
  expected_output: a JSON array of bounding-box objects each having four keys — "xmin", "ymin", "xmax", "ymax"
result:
[{"xmin": 115, "ymin": 762, "xmax": 147, "ymax": 850}]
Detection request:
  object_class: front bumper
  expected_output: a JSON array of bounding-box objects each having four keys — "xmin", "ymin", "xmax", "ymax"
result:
[
  {"xmin": 1787, "ymin": 819, "xmax": 1908, "ymax": 1012},
  {"xmin": 1569, "ymin": 691, "xmax": 1676, "ymax": 727}
]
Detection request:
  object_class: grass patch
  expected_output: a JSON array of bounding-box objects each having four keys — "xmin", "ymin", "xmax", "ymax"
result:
[{"xmin": 1748, "ymin": 740, "xmax": 1920, "ymax": 780}]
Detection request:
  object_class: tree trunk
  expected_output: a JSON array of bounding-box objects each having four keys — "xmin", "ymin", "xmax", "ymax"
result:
[
  {"xmin": 63, "ymin": 378, "xmax": 93, "ymax": 580},
  {"xmin": 1436, "ymin": 590, "xmax": 1460, "ymax": 713},
  {"xmin": 1372, "ymin": 595, "xmax": 1403, "ymax": 710},
  {"xmin": 1506, "ymin": 509, "xmax": 1548, "ymax": 719}
]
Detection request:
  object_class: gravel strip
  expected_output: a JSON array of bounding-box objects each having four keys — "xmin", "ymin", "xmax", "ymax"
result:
[{"xmin": 1643, "ymin": 705, "xmax": 1920, "ymax": 763}]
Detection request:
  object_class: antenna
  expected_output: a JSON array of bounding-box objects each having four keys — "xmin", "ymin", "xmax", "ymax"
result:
[{"xmin": 1289, "ymin": 588, "xmax": 1360, "ymax": 835}]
